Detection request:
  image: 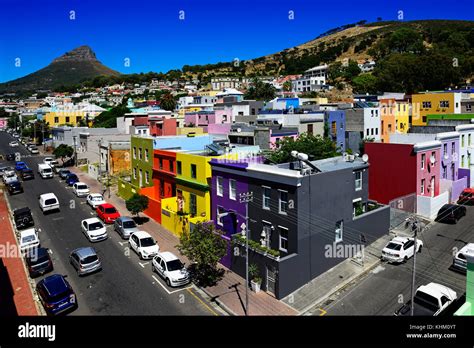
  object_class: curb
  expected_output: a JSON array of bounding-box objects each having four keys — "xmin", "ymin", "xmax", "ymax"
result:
[{"xmin": 197, "ymin": 285, "xmax": 236, "ymax": 316}]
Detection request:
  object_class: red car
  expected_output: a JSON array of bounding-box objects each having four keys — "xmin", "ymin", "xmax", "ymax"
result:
[
  {"xmin": 458, "ymin": 188, "xmax": 474, "ymax": 205},
  {"xmin": 96, "ymin": 203, "xmax": 121, "ymax": 224}
]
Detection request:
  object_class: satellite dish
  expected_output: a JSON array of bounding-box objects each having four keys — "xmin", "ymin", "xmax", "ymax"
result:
[
  {"xmin": 237, "ymin": 128, "xmax": 241, "ymax": 133},
  {"xmin": 297, "ymin": 153, "xmax": 309, "ymax": 161},
  {"xmin": 291, "ymin": 150, "xmax": 298, "ymax": 158},
  {"xmin": 362, "ymin": 154, "xmax": 369, "ymax": 163},
  {"xmin": 430, "ymin": 155, "xmax": 436, "ymax": 165}
]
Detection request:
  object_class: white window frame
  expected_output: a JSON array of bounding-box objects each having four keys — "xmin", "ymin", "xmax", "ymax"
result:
[
  {"xmin": 421, "ymin": 179, "xmax": 425, "ymax": 194},
  {"xmin": 145, "ymin": 149, "xmax": 149, "ymax": 162},
  {"xmin": 216, "ymin": 206, "xmax": 225, "ymax": 226},
  {"xmin": 278, "ymin": 226, "xmax": 288, "ymax": 252},
  {"xmin": 133, "ymin": 167, "xmax": 137, "ymax": 179},
  {"xmin": 133, "ymin": 147, "xmax": 137, "ymax": 159},
  {"xmin": 262, "ymin": 186, "xmax": 271, "ymax": 210},
  {"xmin": 229, "ymin": 179, "xmax": 236, "ymax": 200},
  {"xmin": 216, "ymin": 176, "xmax": 223, "ymax": 197},
  {"xmin": 278, "ymin": 190, "xmax": 288, "ymax": 215},
  {"xmin": 145, "ymin": 171, "xmax": 150, "ymax": 184},
  {"xmin": 355, "ymin": 171, "xmax": 362, "ymax": 191},
  {"xmin": 335, "ymin": 220, "xmax": 343, "ymax": 243},
  {"xmin": 421, "ymin": 154, "xmax": 425, "ymax": 170}
]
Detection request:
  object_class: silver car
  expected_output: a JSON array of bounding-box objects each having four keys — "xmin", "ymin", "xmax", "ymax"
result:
[
  {"xmin": 114, "ymin": 216, "xmax": 139, "ymax": 239},
  {"xmin": 69, "ymin": 247, "xmax": 102, "ymax": 276}
]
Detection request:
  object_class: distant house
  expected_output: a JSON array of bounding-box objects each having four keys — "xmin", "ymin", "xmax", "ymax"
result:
[{"xmin": 292, "ymin": 65, "xmax": 329, "ymax": 93}]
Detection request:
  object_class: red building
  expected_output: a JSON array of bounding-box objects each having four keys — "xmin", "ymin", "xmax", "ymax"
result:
[
  {"xmin": 149, "ymin": 117, "xmax": 177, "ymax": 137},
  {"xmin": 140, "ymin": 150, "xmax": 177, "ymax": 223}
]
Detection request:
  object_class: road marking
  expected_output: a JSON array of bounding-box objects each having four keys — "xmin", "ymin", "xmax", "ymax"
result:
[
  {"xmin": 52, "ymin": 217, "xmax": 64, "ymax": 221},
  {"xmin": 186, "ymin": 288, "xmax": 218, "ymax": 316},
  {"xmin": 151, "ymin": 275, "xmax": 192, "ymax": 295},
  {"xmin": 318, "ymin": 308, "xmax": 327, "ymax": 316},
  {"xmin": 118, "ymin": 241, "xmax": 127, "ymax": 246},
  {"xmin": 138, "ymin": 261, "xmax": 149, "ymax": 268}
]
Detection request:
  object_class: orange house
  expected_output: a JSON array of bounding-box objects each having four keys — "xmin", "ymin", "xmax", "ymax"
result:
[
  {"xmin": 380, "ymin": 98, "xmax": 396, "ymax": 143},
  {"xmin": 140, "ymin": 150, "xmax": 177, "ymax": 224}
]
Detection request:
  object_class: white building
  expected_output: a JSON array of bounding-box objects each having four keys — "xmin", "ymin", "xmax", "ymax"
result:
[
  {"xmin": 292, "ymin": 65, "xmax": 328, "ymax": 93},
  {"xmin": 363, "ymin": 107, "xmax": 381, "ymax": 141}
]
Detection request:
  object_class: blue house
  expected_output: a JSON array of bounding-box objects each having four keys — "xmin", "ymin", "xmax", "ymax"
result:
[{"xmin": 325, "ymin": 110, "xmax": 346, "ymax": 152}]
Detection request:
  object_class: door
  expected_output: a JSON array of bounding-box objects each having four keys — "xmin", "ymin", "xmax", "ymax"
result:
[
  {"xmin": 139, "ymin": 169, "xmax": 143, "ymax": 188},
  {"xmin": 430, "ymin": 176, "xmax": 435, "ymax": 197},
  {"xmin": 266, "ymin": 265, "xmax": 276, "ymax": 296}
]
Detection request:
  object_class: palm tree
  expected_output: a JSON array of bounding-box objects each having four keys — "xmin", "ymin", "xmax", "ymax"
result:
[{"xmin": 160, "ymin": 93, "xmax": 176, "ymax": 111}]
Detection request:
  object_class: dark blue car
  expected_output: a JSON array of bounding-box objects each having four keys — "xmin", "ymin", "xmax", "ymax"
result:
[
  {"xmin": 65, "ymin": 173, "xmax": 79, "ymax": 186},
  {"xmin": 15, "ymin": 161, "xmax": 28, "ymax": 171},
  {"xmin": 36, "ymin": 274, "xmax": 77, "ymax": 315}
]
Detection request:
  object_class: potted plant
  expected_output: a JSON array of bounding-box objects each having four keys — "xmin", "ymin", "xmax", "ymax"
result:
[{"xmin": 249, "ymin": 264, "xmax": 262, "ymax": 293}]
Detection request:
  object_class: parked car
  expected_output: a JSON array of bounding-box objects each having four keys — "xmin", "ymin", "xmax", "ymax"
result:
[
  {"xmin": 29, "ymin": 147, "xmax": 39, "ymax": 154},
  {"xmin": 381, "ymin": 237, "xmax": 423, "ymax": 263},
  {"xmin": 458, "ymin": 188, "xmax": 474, "ymax": 205},
  {"xmin": 39, "ymin": 193, "xmax": 60, "ymax": 213},
  {"xmin": 114, "ymin": 216, "xmax": 139, "ymax": 239},
  {"xmin": 394, "ymin": 283, "xmax": 457, "ymax": 316},
  {"xmin": 43, "ymin": 157, "xmax": 54, "ymax": 165},
  {"xmin": 18, "ymin": 228, "xmax": 40, "ymax": 253},
  {"xmin": 129, "ymin": 231, "xmax": 159, "ymax": 260},
  {"xmin": 20, "ymin": 169, "xmax": 34, "ymax": 180},
  {"xmin": 36, "ymin": 274, "xmax": 77, "ymax": 315},
  {"xmin": 452, "ymin": 243, "xmax": 474, "ymax": 273},
  {"xmin": 152, "ymin": 252, "xmax": 190, "ymax": 287},
  {"xmin": 6, "ymin": 153, "xmax": 16, "ymax": 161},
  {"xmin": 3, "ymin": 170, "xmax": 18, "ymax": 184},
  {"xmin": 13, "ymin": 207, "xmax": 34, "ymax": 229},
  {"xmin": 7, "ymin": 180, "xmax": 24, "ymax": 195},
  {"xmin": 8, "ymin": 141, "xmax": 19, "ymax": 147},
  {"xmin": 435, "ymin": 204, "xmax": 467, "ymax": 224},
  {"xmin": 65, "ymin": 173, "xmax": 79, "ymax": 186},
  {"xmin": 81, "ymin": 218, "xmax": 108, "ymax": 242},
  {"xmin": 58, "ymin": 169, "xmax": 71, "ymax": 179},
  {"xmin": 25, "ymin": 247, "xmax": 53, "ymax": 278},
  {"xmin": 96, "ymin": 203, "xmax": 120, "ymax": 224},
  {"xmin": 49, "ymin": 160, "xmax": 59, "ymax": 170},
  {"xmin": 0, "ymin": 165, "xmax": 12, "ymax": 175},
  {"xmin": 15, "ymin": 161, "xmax": 27, "ymax": 171},
  {"xmin": 38, "ymin": 163, "xmax": 53, "ymax": 179},
  {"xmin": 73, "ymin": 182, "xmax": 90, "ymax": 197},
  {"xmin": 69, "ymin": 247, "xmax": 102, "ymax": 276},
  {"xmin": 86, "ymin": 193, "xmax": 106, "ymax": 209}
]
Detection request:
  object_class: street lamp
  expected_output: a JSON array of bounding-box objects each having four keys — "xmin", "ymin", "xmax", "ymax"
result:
[{"xmin": 72, "ymin": 135, "xmax": 78, "ymax": 166}]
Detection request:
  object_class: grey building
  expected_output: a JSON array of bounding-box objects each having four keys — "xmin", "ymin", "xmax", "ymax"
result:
[
  {"xmin": 229, "ymin": 155, "xmax": 390, "ymax": 299},
  {"xmin": 51, "ymin": 126, "xmax": 121, "ymax": 148},
  {"xmin": 228, "ymin": 123, "xmax": 298, "ymax": 150},
  {"xmin": 77, "ymin": 132, "xmax": 131, "ymax": 166}
]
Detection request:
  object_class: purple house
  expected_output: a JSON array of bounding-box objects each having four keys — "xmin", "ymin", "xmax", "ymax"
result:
[{"xmin": 210, "ymin": 157, "xmax": 263, "ymax": 268}]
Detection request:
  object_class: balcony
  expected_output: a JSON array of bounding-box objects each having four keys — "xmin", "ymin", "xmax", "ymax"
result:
[{"xmin": 232, "ymin": 233, "xmax": 281, "ymax": 261}]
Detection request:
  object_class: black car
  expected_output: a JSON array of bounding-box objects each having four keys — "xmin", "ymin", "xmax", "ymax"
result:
[
  {"xmin": 25, "ymin": 247, "xmax": 53, "ymax": 278},
  {"xmin": 6, "ymin": 180, "xmax": 23, "ymax": 195},
  {"xmin": 20, "ymin": 169, "xmax": 34, "ymax": 180},
  {"xmin": 435, "ymin": 204, "xmax": 467, "ymax": 224},
  {"xmin": 13, "ymin": 207, "xmax": 34, "ymax": 230},
  {"xmin": 6, "ymin": 153, "xmax": 15, "ymax": 161}
]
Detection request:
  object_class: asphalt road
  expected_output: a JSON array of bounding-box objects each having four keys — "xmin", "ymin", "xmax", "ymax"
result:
[
  {"xmin": 0, "ymin": 132, "xmax": 216, "ymax": 315},
  {"xmin": 316, "ymin": 204, "xmax": 474, "ymax": 315}
]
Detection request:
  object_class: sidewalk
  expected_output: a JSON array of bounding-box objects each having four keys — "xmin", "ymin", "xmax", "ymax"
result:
[
  {"xmin": 71, "ymin": 168, "xmax": 297, "ymax": 316},
  {"xmin": 0, "ymin": 190, "xmax": 39, "ymax": 315}
]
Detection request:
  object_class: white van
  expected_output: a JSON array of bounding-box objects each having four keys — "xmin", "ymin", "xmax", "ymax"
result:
[
  {"xmin": 39, "ymin": 193, "xmax": 60, "ymax": 213},
  {"xmin": 38, "ymin": 163, "xmax": 53, "ymax": 179}
]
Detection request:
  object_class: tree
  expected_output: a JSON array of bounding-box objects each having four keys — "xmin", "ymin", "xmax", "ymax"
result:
[
  {"xmin": 267, "ymin": 133, "xmax": 340, "ymax": 164},
  {"xmin": 93, "ymin": 105, "xmax": 130, "ymax": 128},
  {"xmin": 125, "ymin": 194, "xmax": 149, "ymax": 218},
  {"xmin": 160, "ymin": 93, "xmax": 176, "ymax": 111},
  {"xmin": 342, "ymin": 60, "xmax": 361, "ymax": 80},
  {"xmin": 53, "ymin": 144, "xmax": 74, "ymax": 163},
  {"xmin": 282, "ymin": 80, "xmax": 293, "ymax": 92},
  {"xmin": 176, "ymin": 222, "xmax": 227, "ymax": 287},
  {"xmin": 244, "ymin": 78, "xmax": 276, "ymax": 101},
  {"xmin": 351, "ymin": 74, "xmax": 378, "ymax": 94}
]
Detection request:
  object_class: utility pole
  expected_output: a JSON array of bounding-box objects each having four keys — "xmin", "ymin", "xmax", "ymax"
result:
[
  {"xmin": 98, "ymin": 139, "xmax": 103, "ymax": 193},
  {"xmin": 410, "ymin": 217, "xmax": 420, "ymax": 316},
  {"xmin": 42, "ymin": 123, "xmax": 45, "ymax": 150},
  {"xmin": 239, "ymin": 191, "xmax": 253, "ymax": 316},
  {"xmin": 73, "ymin": 135, "xmax": 78, "ymax": 166}
]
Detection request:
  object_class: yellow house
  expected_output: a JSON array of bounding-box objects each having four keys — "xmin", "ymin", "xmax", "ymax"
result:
[
  {"xmin": 411, "ymin": 92, "xmax": 462, "ymax": 126},
  {"xmin": 394, "ymin": 101, "xmax": 409, "ymax": 133},
  {"xmin": 178, "ymin": 105, "xmax": 207, "ymax": 117},
  {"xmin": 44, "ymin": 111, "xmax": 86, "ymax": 127}
]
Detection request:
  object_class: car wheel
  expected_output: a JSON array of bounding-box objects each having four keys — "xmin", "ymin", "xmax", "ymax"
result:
[
  {"xmin": 418, "ymin": 245, "xmax": 422, "ymax": 253},
  {"xmin": 166, "ymin": 278, "xmax": 171, "ymax": 287},
  {"xmin": 139, "ymin": 252, "xmax": 144, "ymax": 260},
  {"xmin": 454, "ymin": 218, "xmax": 458, "ymax": 224},
  {"xmin": 403, "ymin": 256, "xmax": 408, "ymax": 263}
]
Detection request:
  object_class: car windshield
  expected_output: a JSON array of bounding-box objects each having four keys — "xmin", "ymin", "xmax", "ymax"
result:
[
  {"xmin": 105, "ymin": 208, "xmax": 117, "ymax": 214},
  {"xmin": 43, "ymin": 168, "xmax": 52, "ymax": 173},
  {"xmin": 23, "ymin": 170, "xmax": 32, "ymax": 174},
  {"xmin": 140, "ymin": 237, "xmax": 155, "ymax": 247},
  {"xmin": 45, "ymin": 198, "xmax": 57, "ymax": 205},
  {"xmin": 22, "ymin": 235, "xmax": 36, "ymax": 244},
  {"xmin": 414, "ymin": 291, "xmax": 439, "ymax": 312},
  {"xmin": 167, "ymin": 259, "xmax": 184, "ymax": 272},
  {"xmin": 123, "ymin": 220, "xmax": 136, "ymax": 228},
  {"xmin": 92, "ymin": 196, "xmax": 103, "ymax": 201},
  {"xmin": 81, "ymin": 255, "xmax": 98, "ymax": 264},
  {"xmin": 77, "ymin": 185, "xmax": 88, "ymax": 190},
  {"xmin": 62, "ymin": 170, "xmax": 71, "ymax": 175},
  {"xmin": 386, "ymin": 242, "xmax": 402, "ymax": 251},
  {"xmin": 89, "ymin": 222, "xmax": 104, "ymax": 230}
]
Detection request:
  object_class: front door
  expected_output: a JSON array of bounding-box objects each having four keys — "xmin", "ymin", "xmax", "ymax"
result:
[
  {"xmin": 266, "ymin": 266, "xmax": 276, "ymax": 296},
  {"xmin": 431, "ymin": 176, "xmax": 435, "ymax": 197},
  {"xmin": 139, "ymin": 169, "xmax": 143, "ymax": 187}
]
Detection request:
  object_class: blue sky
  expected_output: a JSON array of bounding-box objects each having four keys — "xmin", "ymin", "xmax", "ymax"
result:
[{"xmin": 0, "ymin": 0, "xmax": 473, "ymax": 82}]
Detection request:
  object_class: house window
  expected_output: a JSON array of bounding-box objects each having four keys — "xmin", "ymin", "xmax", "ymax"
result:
[
  {"xmin": 169, "ymin": 160, "xmax": 173, "ymax": 173},
  {"xmin": 189, "ymin": 194, "xmax": 197, "ymax": 216},
  {"xmin": 421, "ymin": 179, "xmax": 425, "ymax": 194},
  {"xmin": 229, "ymin": 179, "xmax": 236, "ymax": 200},
  {"xmin": 177, "ymin": 161, "xmax": 182, "ymax": 175},
  {"xmin": 262, "ymin": 186, "xmax": 271, "ymax": 210},
  {"xmin": 65, "ymin": 116, "xmax": 70, "ymax": 123},
  {"xmin": 440, "ymin": 100, "xmax": 450, "ymax": 108},
  {"xmin": 279, "ymin": 190, "xmax": 288, "ymax": 214},
  {"xmin": 462, "ymin": 155, "xmax": 465, "ymax": 167},
  {"xmin": 145, "ymin": 171, "xmax": 149, "ymax": 184},
  {"xmin": 145, "ymin": 149, "xmax": 149, "ymax": 162},
  {"xmin": 160, "ymin": 179, "xmax": 164, "ymax": 197},
  {"xmin": 443, "ymin": 144, "xmax": 447, "ymax": 156},
  {"xmin": 467, "ymin": 104, "xmax": 472, "ymax": 112},
  {"xmin": 462, "ymin": 135, "xmax": 465, "ymax": 147},
  {"xmin": 451, "ymin": 164, "xmax": 455, "ymax": 180},
  {"xmin": 421, "ymin": 154, "xmax": 425, "ymax": 170},
  {"xmin": 133, "ymin": 167, "xmax": 137, "ymax": 179},
  {"xmin": 371, "ymin": 128, "xmax": 374, "ymax": 136},
  {"xmin": 159, "ymin": 158, "xmax": 163, "ymax": 169},
  {"xmin": 191, "ymin": 164, "xmax": 197, "ymax": 179},
  {"xmin": 139, "ymin": 148, "xmax": 142, "ymax": 160},
  {"xmin": 216, "ymin": 176, "xmax": 223, "ymax": 197},
  {"xmin": 366, "ymin": 129, "xmax": 370, "ymax": 136},
  {"xmin": 133, "ymin": 147, "xmax": 137, "ymax": 159},
  {"xmin": 469, "ymin": 134, "xmax": 472, "ymax": 146},
  {"xmin": 216, "ymin": 206, "xmax": 226, "ymax": 226},
  {"xmin": 355, "ymin": 171, "xmax": 362, "ymax": 191},
  {"xmin": 452, "ymin": 143, "xmax": 455, "ymax": 155},
  {"xmin": 375, "ymin": 128, "xmax": 378, "ymax": 135},
  {"xmin": 443, "ymin": 166, "xmax": 447, "ymax": 179},
  {"xmin": 279, "ymin": 226, "xmax": 289, "ymax": 252},
  {"xmin": 431, "ymin": 152, "xmax": 436, "ymax": 166},
  {"xmin": 422, "ymin": 101, "xmax": 432, "ymax": 108},
  {"xmin": 335, "ymin": 220, "xmax": 343, "ymax": 243},
  {"xmin": 54, "ymin": 117, "xmax": 59, "ymax": 123}
]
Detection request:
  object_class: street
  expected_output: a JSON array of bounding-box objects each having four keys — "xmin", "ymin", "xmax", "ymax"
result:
[
  {"xmin": 314, "ymin": 206, "xmax": 473, "ymax": 315},
  {"xmin": 0, "ymin": 132, "xmax": 218, "ymax": 315}
]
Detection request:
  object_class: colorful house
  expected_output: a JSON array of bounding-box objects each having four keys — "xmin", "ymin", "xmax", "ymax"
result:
[
  {"xmin": 379, "ymin": 99, "xmax": 396, "ymax": 143},
  {"xmin": 325, "ymin": 110, "xmax": 346, "ymax": 151},
  {"xmin": 365, "ymin": 141, "xmax": 449, "ymax": 219},
  {"xmin": 454, "ymin": 254, "xmax": 474, "ymax": 316},
  {"xmin": 412, "ymin": 92, "xmax": 463, "ymax": 126},
  {"xmin": 44, "ymin": 111, "xmax": 87, "ymax": 127},
  {"xmin": 456, "ymin": 124, "xmax": 474, "ymax": 187},
  {"xmin": 394, "ymin": 101, "xmax": 409, "ymax": 133}
]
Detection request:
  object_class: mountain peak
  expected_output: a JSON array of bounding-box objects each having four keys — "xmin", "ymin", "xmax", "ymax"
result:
[{"xmin": 52, "ymin": 45, "xmax": 98, "ymax": 63}]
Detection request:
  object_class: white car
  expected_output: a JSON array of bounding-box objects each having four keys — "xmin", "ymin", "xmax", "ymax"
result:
[
  {"xmin": 30, "ymin": 147, "xmax": 39, "ymax": 154},
  {"xmin": 129, "ymin": 231, "xmax": 159, "ymax": 259},
  {"xmin": 3, "ymin": 170, "xmax": 18, "ymax": 184},
  {"xmin": 382, "ymin": 236, "xmax": 423, "ymax": 263},
  {"xmin": 81, "ymin": 218, "xmax": 108, "ymax": 242},
  {"xmin": 9, "ymin": 141, "xmax": 19, "ymax": 147},
  {"xmin": 86, "ymin": 193, "xmax": 106, "ymax": 208},
  {"xmin": 18, "ymin": 228, "xmax": 40, "ymax": 252},
  {"xmin": 39, "ymin": 193, "xmax": 60, "ymax": 213},
  {"xmin": 49, "ymin": 160, "xmax": 60, "ymax": 169},
  {"xmin": 43, "ymin": 157, "xmax": 53, "ymax": 165},
  {"xmin": 73, "ymin": 182, "xmax": 90, "ymax": 197},
  {"xmin": 152, "ymin": 252, "xmax": 190, "ymax": 287},
  {"xmin": 452, "ymin": 243, "xmax": 474, "ymax": 272}
]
